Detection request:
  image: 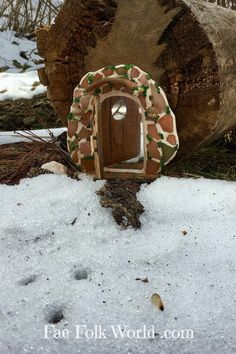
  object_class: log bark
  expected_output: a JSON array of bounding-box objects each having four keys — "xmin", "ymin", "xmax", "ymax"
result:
[
  {"xmin": 97, "ymin": 180, "xmax": 144, "ymax": 229},
  {"xmin": 36, "ymin": 0, "xmax": 236, "ymax": 157}
]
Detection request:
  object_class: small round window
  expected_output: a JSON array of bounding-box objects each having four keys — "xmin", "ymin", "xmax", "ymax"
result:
[{"xmin": 111, "ymin": 102, "xmax": 127, "ymax": 120}]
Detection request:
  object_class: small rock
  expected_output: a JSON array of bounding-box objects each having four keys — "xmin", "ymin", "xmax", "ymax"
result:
[
  {"xmin": 41, "ymin": 161, "xmax": 67, "ymax": 175},
  {"xmin": 22, "ymin": 116, "xmax": 36, "ymax": 127}
]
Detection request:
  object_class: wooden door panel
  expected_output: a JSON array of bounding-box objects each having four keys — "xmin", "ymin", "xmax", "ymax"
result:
[
  {"xmin": 101, "ymin": 96, "xmax": 141, "ymax": 167},
  {"xmin": 101, "ymin": 97, "xmax": 112, "ymax": 166},
  {"xmin": 123, "ymin": 97, "xmax": 140, "ymax": 161}
]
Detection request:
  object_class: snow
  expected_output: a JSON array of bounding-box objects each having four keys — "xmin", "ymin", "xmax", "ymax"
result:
[
  {"xmin": 0, "ymin": 175, "xmax": 235, "ymax": 354},
  {"xmin": 0, "ymin": 71, "xmax": 46, "ymax": 101},
  {"xmin": 0, "ymin": 31, "xmax": 46, "ymax": 100},
  {"xmin": 0, "ymin": 31, "xmax": 43, "ymax": 73},
  {"xmin": 0, "ymin": 128, "xmax": 66, "ymax": 145}
]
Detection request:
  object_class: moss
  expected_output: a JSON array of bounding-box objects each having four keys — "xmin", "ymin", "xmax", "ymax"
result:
[
  {"xmin": 124, "ymin": 64, "xmax": 135, "ymax": 70},
  {"xmin": 140, "ymin": 85, "xmax": 149, "ymax": 97},
  {"xmin": 94, "ymin": 88, "xmax": 101, "ymax": 96},
  {"xmin": 165, "ymin": 105, "xmax": 171, "ymax": 114},
  {"xmin": 146, "ymin": 134, "xmax": 153, "ymax": 142},
  {"xmin": 132, "ymin": 86, "xmax": 139, "ymax": 92},
  {"xmin": 67, "ymin": 112, "xmax": 75, "ymax": 121},
  {"xmin": 105, "ymin": 65, "xmax": 116, "ymax": 71},
  {"xmin": 87, "ymin": 73, "xmax": 94, "ymax": 85},
  {"xmin": 155, "ymin": 82, "xmax": 161, "ymax": 94},
  {"xmin": 69, "ymin": 140, "xmax": 77, "ymax": 152}
]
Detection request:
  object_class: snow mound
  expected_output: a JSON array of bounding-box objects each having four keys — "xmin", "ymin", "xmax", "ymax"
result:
[
  {"xmin": 0, "ymin": 175, "xmax": 235, "ymax": 354},
  {"xmin": 0, "ymin": 31, "xmax": 42, "ymax": 73},
  {"xmin": 0, "ymin": 71, "xmax": 46, "ymax": 101},
  {"xmin": 0, "ymin": 31, "xmax": 46, "ymax": 100}
]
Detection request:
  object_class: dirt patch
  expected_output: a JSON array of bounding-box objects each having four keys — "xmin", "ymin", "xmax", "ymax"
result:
[{"xmin": 0, "ymin": 94, "xmax": 62, "ymax": 131}]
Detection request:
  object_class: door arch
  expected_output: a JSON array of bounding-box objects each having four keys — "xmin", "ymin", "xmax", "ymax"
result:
[{"xmin": 67, "ymin": 64, "xmax": 179, "ymax": 179}]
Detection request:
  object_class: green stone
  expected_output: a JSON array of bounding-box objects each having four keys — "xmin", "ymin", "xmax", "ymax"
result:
[
  {"xmin": 160, "ymin": 157, "xmax": 166, "ymax": 172},
  {"xmin": 158, "ymin": 142, "xmax": 176, "ymax": 162},
  {"xmin": 116, "ymin": 67, "xmax": 128, "ymax": 75},
  {"xmin": 69, "ymin": 140, "xmax": 77, "ymax": 152}
]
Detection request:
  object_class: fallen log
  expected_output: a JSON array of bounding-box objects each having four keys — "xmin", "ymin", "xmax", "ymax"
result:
[{"xmin": 37, "ymin": 0, "xmax": 236, "ymax": 157}]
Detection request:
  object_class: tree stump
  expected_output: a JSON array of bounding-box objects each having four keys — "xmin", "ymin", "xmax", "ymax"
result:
[{"xmin": 37, "ymin": 0, "xmax": 236, "ymax": 157}]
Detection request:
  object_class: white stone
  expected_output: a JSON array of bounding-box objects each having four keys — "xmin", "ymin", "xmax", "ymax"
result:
[{"xmin": 41, "ymin": 161, "xmax": 67, "ymax": 175}]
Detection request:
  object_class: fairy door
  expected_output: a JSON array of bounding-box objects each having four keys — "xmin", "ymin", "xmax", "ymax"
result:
[{"xmin": 101, "ymin": 96, "xmax": 141, "ymax": 168}]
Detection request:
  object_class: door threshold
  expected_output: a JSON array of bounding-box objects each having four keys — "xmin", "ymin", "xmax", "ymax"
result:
[
  {"xmin": 103, "ymin": 171, "xmax": 157, "ymax": 180},
  {"xmin": 104, "ymin": 167, "xmax": 144, "ymax": 173}
]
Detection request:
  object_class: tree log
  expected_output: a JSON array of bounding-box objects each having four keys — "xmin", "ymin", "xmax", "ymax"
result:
[{"xmin": 37, "ymin": 0, "xmax": 236, "ymax": 156}]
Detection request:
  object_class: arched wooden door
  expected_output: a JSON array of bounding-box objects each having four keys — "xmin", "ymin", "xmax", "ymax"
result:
[{"xmin": 101, "ymin": 96, "xmax": 141, "ymax": 168}]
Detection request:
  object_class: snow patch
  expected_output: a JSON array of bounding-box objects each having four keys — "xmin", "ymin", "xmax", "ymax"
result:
[
  {"xmin": 0, "ymin": 71, "xmax": 46, "ymax": 101},
  {"xmin": 0, "ymin": 31, "xmax": 46, "ymax": 100},
  {"xmin": 0, "ymin": 175, "xmax": 235, "ymax": 353}
]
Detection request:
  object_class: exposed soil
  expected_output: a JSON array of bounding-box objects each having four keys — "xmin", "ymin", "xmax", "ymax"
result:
[{"xmin": 0, "ymin": 94, "xmax": 62, "ymax": 131}]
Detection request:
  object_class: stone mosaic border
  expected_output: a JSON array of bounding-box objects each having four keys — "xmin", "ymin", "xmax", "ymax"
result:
[{"xmin": 67, "ymin": 64, "xmax": 179, "ymax": 176}]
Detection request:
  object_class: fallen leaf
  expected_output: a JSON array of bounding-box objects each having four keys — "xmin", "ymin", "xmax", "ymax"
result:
[{"xmin": 151, "ymin": 293, "xmax": 164, "ymax": 311}]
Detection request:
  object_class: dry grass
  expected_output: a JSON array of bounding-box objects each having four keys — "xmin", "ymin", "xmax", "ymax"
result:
[
  {"xmin": 0, "ymin": 133, "xmax": 78, "ymax": 185},
  {"xmin": 165, "ymin": 140, "xmax": 236, "ymax": 181},
  {"xmin": 0, "ymin": 135, "xmax": 235, "ymax": 185}
]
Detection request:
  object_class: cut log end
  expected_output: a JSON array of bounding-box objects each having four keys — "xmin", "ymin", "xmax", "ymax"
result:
[{"xmin": 37, "ymin": 0, "xmax": 236, "ymax": 156}]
